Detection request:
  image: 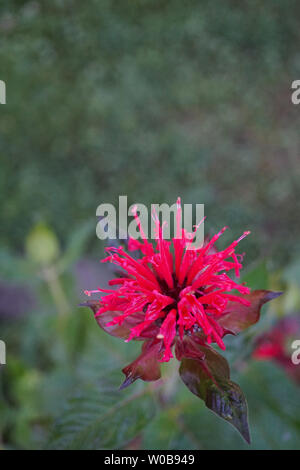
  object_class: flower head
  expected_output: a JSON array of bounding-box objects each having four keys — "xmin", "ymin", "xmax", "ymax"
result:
[{"xmin": 83, "ymin": 198, "xmax": 281, "ymax": 443}]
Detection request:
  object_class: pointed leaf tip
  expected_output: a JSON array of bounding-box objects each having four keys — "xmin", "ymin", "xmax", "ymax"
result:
[
  {"xmin": 79, "ymin": 300, "xmax": 101, "ymax": 315},
  {"xmin": 206, "ymin": 380, "xmax": 251, "ymax": 444},
  {"xmin": 263, "ymin": 291, "xmax": 283, "ymax": 302},
  {"xmin": 119, "ymin": 375, "xmax": 136, "ymax": 390}
]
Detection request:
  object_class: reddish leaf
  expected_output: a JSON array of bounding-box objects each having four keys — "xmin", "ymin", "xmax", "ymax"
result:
[
  {"xmin": 179, "ymin": 339, "xmax": 250, "ymax": 443},
  {"xmin": 177, "ymin": 337, "xmax": 230, "ymax": 387},
  {"xmin": 175, "ymin": 336, "xmax": 209, "ymax": 362},
  {"xmin": 120, "ymin": 339, "xmax": 164, "ymax": 389},
  {"xmin": 219, "ymin": 290, "xmax": 282, "ymax": 335},
  {"xmin": 82, "ymin": 301, "xmax": 158, "ymax": 340}
]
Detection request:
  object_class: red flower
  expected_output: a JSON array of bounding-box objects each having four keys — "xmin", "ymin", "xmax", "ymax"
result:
[
  {"xmin": 253, "ymin": 314, "xmax": 300, "ymax": 385},
  {"xmin": 84, "ymin": 198, "xmax": 281, "ymax": 443}
]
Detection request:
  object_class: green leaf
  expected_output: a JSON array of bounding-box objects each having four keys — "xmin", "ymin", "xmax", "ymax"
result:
[
  {"xmin": 179, "ymin": 344, "xmax": 250, "ymax": 444},
  {"xmin": 46, "ymin": 374, "xmax": 156, "ymax": 450}
]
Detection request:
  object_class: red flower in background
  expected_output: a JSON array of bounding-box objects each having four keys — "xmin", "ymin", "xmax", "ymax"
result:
[
  {"xmin": 84, "ymin": 198, "xmax": 281, "ymax": 443},
  {"xmin": 253, "ymin": 314, "xmax": 300, "ymax": 385}
]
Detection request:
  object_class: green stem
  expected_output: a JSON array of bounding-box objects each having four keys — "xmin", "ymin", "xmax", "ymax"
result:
[{"xmin": 43, "ymin": 266, "xmax": 71, "ymax": 317}]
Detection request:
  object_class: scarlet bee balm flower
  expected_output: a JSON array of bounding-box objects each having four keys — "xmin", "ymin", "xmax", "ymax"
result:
[{"xmin": 84, "ymin": 198, "xmax": 281, "ymax": 443}]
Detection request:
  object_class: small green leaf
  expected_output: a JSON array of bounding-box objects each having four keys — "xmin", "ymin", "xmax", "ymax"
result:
[{"xmin": 179, "ymin": 344, "xmax": 250, "ymax": 443}]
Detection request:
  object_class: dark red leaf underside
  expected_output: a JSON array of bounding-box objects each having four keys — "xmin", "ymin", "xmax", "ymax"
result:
[
  {"xmin": 178, "ymin": 339, "xmax": 250, "ymax": 443},
  {"xmin": 219, "ymin": 290, "xmax": 283, "ymax": 335}
]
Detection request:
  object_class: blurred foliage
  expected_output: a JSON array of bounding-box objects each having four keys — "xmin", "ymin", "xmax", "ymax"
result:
[
  {"xmin": 47, "ymin": 372, "xmax": 157, "ymax": 450},
  {"xmin": 1, "ymin": 0, "xmax": 300, "ymax": 266}
]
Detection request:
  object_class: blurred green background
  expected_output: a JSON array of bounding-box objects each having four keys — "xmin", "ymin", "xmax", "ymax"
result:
[{"xmin": 0, "ymin": 0, "xmax": 300, "ymax": 450}]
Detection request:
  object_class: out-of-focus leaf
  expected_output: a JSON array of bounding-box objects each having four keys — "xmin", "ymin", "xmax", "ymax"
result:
[
  {"xmin": 47, "ymin": 374, "xmax": 156, "ymax": 450},
  {"xmin": 242, "ymin": 261, "xmax": 269, "ymax": 290},
  {"xmin": 179, "ymin": 344, "xmax": 250, "ymax": 443},
  {"xmin": 283, "ymin": 258, "xmax": 300, "ymax": 285},
  {"xmin": 219, "ymin": 290, "xmax": 283, "ymax": 335},
  {"xmin": 238, "ymin": 361, "xmax": 300, "ymax": 449},
  {"xmin": 58, "ymin": 220, "xmax": 94, "ymax": 272},
  {"xmin": 281, "ymin": 284, "xmax": 300, "ymax": 312},
  {"xmin": 82, "ymin": 304, "xmax": 159, "ymax": 341},
  {"xmin": 142, "ymin": 405, "xmax": 199, "ymax": 450},
  {"xmin": 0, "ymin": 249, "xmax": 36, "ymax": 282}
]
